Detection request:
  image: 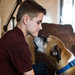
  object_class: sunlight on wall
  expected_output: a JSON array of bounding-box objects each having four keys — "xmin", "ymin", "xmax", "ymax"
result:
[
  {"xmin": 42, "ymin": 15, "xmax": 52, "ymax": 23},
  {"xmin": 72, "ymin": 25, "xmax": 75, "ymax": 33}
]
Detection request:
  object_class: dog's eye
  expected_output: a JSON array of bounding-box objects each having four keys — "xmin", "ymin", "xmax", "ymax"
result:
[
  {"xmin": 50, "ymin": 45, "xmax": 58, "ymax": 56},
  {"xmin": 50, "ymin": 50, "xmax": 57, "ymax": 56}
]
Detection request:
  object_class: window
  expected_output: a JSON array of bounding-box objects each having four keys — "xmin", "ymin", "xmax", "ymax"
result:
[{"xmin": 60, "ymin": 0, "xmax": 75, "ymax": 32}]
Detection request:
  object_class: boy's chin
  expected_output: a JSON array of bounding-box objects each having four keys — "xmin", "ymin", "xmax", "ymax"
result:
[
  {"xmin": 32, "ymin": 34, "xmax": 38, "ymax": 38},
  {"xmin": 29, "ymin": 32, "xmax": 38, "ymax": 37}
]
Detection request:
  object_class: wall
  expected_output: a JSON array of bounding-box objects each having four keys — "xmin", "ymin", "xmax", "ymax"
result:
[
  {"xmin": 0, "ymin": 0, "xmax": 60, "ymax": 36},
  {"xmin": 36, "ymin": 0, "xmax": 60, "ymax": 23},
  {"xmin": 0, "ymin": 17, "xmax": 1, "ymax": 37},
  {"xmin": 0, "ymin": 0, "xmax": 16, "ymax": 35}
]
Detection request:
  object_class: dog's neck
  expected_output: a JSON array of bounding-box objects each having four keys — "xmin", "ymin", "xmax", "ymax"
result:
[
  {"xmin": 58, "ymin": 49, "xmax": 75, "ymax": 66},
  {"xmin": 68, "ymin": 51, "xmax": 75, "ymax": 63},
  {"xmin": 56, "ymin": 50, "xmax": 75, "ymax": 75}
]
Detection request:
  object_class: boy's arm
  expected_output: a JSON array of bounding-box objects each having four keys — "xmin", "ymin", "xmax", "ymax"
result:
[{"xmin": 23, "ymin": 69, "xmax": 35, "ymax": 75}]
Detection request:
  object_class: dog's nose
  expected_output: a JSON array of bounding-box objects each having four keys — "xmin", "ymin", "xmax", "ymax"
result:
[{"xmin": 38, "ymin": 35, "xmax": 47, "ymax": 43}]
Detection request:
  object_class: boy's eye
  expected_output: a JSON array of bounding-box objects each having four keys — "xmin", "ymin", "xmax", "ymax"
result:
[
  {"xmin": 37, "ymin": 20, "xmax": 42, "ymax": 24},
  {"xmin": 37, "ymin": 22, "xmax": 40, "ymax": 24},
  {"xmin": 37, "ymin": 21, "xmax": 42, "ymax": 25}
]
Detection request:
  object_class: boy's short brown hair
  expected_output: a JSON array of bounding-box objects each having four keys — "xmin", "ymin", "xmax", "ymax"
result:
[{"xmin": 16, "ymin": 0, "xmax": 46, "ymax": 22}]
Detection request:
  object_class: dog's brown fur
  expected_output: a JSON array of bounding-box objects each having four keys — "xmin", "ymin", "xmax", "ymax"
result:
[{"xmin": 34, "ymin": 35, "xmax": 75, "ymax": 75}]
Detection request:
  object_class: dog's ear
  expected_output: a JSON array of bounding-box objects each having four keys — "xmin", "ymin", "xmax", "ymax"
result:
[
  {"xmin": 57, "ymin": 47, "xmax": 61, "ymax": 62},
  {"xmin": 50, "ymin": 45, "xmax": 61, "ymax": 63}
]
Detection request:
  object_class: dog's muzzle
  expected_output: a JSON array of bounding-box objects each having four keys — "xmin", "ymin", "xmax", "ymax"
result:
[{"xmin": 34, "ymin": 35, "xmax": 47, "ymax": 53}]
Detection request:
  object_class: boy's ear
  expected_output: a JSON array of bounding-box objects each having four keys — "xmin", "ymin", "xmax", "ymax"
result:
[{"xmin": 23, "ymin": 15, "xmax": 29, "ymax": 25}]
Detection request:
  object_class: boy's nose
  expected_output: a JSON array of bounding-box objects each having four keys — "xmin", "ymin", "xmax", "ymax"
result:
[{"xmin": 39, "ymin": 24, "xmax": 42, "ymax": 30}]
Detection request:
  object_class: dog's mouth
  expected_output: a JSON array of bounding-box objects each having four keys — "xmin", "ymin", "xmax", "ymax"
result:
[{"xmin": 34, "ymin": 35, "xmax": 47, "ymax": 53}]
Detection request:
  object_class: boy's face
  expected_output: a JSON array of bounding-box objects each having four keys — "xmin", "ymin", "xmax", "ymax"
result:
[{"xmin": 26, "ymin": 13, "xmax": 44, "ymax": 37}]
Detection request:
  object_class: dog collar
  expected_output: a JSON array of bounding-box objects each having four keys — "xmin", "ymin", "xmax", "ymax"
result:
[{"xmin": 56, "ymin": 59, "xmax": 75, "ymax": 74}]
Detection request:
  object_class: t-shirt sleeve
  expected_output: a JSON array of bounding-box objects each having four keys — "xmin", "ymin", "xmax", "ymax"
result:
[{"xmin": 8, "ymin": 42, "xmax": 32, "ymax": 73}]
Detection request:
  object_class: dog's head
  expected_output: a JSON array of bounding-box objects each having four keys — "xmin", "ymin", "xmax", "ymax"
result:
[{"xmin": 34, "ymin": 35, "xmax": 66, "ymax": 66}]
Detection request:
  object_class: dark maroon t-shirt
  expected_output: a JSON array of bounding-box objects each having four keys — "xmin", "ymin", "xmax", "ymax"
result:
[{"xmin": 0, "ymin": 27, "xmax": 32, "ymax": 75}]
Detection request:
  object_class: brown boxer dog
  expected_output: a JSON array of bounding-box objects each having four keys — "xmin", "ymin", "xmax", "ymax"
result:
[{"xmin": 34, "ymin": 35, "xmax": 75, "ymax": 75}]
